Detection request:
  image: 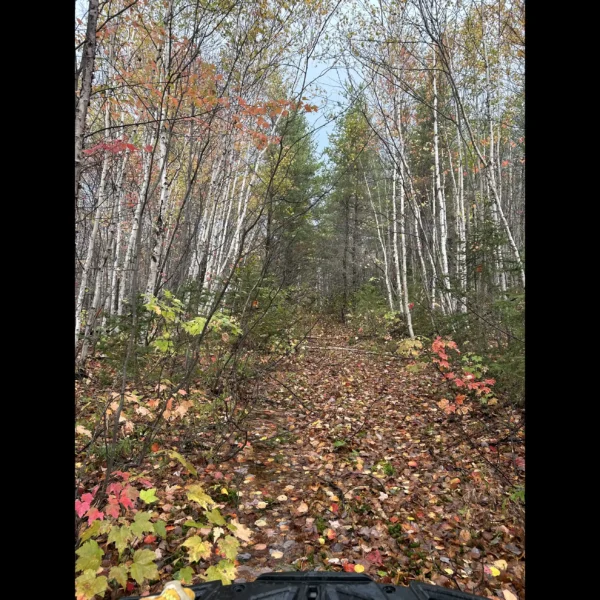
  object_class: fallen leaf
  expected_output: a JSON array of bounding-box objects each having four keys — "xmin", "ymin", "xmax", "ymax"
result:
[
  {"xmin": 296, "ymin": 501, "xmax": 309, "ymax": 514},
  {"xmin": 270, "ymin": 550, "xmax": 284, "ymax": 559},
  {"xmin": 254, "ymin": 544, "xmax": 267, "ymax": 550}
]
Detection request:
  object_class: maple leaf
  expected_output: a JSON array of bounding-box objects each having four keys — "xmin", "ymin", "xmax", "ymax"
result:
[
  {"xmin": 217, "ymin": 535, "xmax": 240, "ymax": 560},
  {"xmin": 153, "ymin": 519, "xmax": 167, "ymax": 538},
  {"xmin": 130, "ymin": 548, "xmax": 159, "ymax": 585},
  {"xmin": 76, "ymin": 569, "xmax": 108, "ymax": 600},
  {"xmin": 140, "ymin": 488, "xmax": 159, "ymax": 504},
  {"xmin": 205, "ymin": 508, "xmax": 226, "ymax": 525},
  {"xmin": 186, "ymin": 484, "xmax": 214, "ymax": 509},
  {"xmin": 109, "ymin": 565, "xmax": 129, "ymax": 589},
  {"xmin": 105, "ymin": 498, "xmax": 120, "ymax": 519},
  {"xmin": 228, "ymin": 519, "xmax": 253, "ymax": 542},
  {"xmin": 80, "ymin": 521, "xmax": 102, "ymax": 543},
  {"xmin": 86, "ymin": 507, "xmax": 104, "ymax": 524},
  {"xmin": 131, "ymin": 511, "xmax": 154, "ymax": 537},
  {"xmin": 76, "ymin": 498, "xmax": 91, "ymax": 518},
  {"xmin": 108, "ymin": 482, "xmax": 123, "ymax": 496},
  {"xmin": 183, "ymin": 536, "xmax": 212, "ymax": 561},
  {"xmin": 108, "ymin": 525, "xmax": 133, "ymax": 555},
  {"xmin": 366, "ymin": 549, "xmax": 383, "ymax": 566},
  {"xmin": 76, "ymin": 540, "xmax": 104, "ymax": 572},
  {"xmin": 204, "ymin": 559, "xmax": 236, "ymax": 585}
]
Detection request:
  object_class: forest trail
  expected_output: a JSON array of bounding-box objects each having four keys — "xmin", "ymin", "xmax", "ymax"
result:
[{"xmin": 203, "ymin": 327, "xmax": 525, "ymax": 598}]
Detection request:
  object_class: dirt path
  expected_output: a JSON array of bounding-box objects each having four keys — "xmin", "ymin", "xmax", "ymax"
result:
[{"xmin": 207, "ymin": 329, "xmax": 525, "ymax": 599}]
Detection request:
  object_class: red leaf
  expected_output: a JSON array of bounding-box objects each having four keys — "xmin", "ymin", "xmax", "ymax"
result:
[
  {"xmin": 105, "ymin": 500, "xmax": 120, "ymax": 519},
  {"xmin": 408, "ymin": 303, "xmax": 414, "ymax": 310},
  {"xmin": 75, "ymin": 499, "xmax": 90, "ymax": 518},
  {"xmin": 144, "ymin": 145, "xmax": 153, "ymax": 152},
  {"xmin": 126, "ymin": 582, "xmax": 135, "ymax": 593},
  {"xmin": 454, "ymin": 379, "xmax": 465, "ymax": 387},
  {"xmin": 390, "ymin": 516, "xmax": 399, "ymax": 523},
  {"xmin": 86, "ymin": 508, "xmax": 104, "ymax": 524},
  {"xmin": 144, "ymin": 534, "xmax": 157, "ymax": 544},
  {"xmin": 366, "ymin": 549, "xmax": 383, "ymax": 566},
  {"xmin": 138, "ymin": 478, "xmax": 154, "ymax": 489},
  {"xmin": 108, "ymin": 483, "xmax": 123, "ymax": 496},
  {"xmin": 113, "ymin": 471, "xmax": 130, "ymax": 481},
  {"xmin": 331, "ymin": 503, "xmax": 339, "ymax": 514},
  {"xmin": 213, "ymin": 471, "xmax": 224, "ymax": 480},
  {"xmin": 408, "ymin": 461, "xmax": 418, "ymax": 468},
  {"xmin": 151, "ymin": 442, "xmax": 160, "ymax": 452},
  {"xmin": 81, "ymin": 493, "xmax": 95, "ymax": 503},
  {"xmin": 343, "ymin": 563, "xmax": 356, "ymax": 572}
]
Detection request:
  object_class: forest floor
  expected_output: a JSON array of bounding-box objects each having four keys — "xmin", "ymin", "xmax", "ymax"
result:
[{"xmin": 76, "ymin": 326, "xmax": 525, "ymax": 600}]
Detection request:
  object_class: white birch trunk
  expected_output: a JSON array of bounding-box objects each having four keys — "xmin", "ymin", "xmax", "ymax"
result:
[
  {"xmin": 432, "ymin": 54, "xmax": 452, "ymax": 313},
  {"xmin": 398, "ymin": 155, "xmax": 414, "ymax": 337},
  {"xmin": 364, "ymin": 170, "xmax": 394, "ymax": 311}
]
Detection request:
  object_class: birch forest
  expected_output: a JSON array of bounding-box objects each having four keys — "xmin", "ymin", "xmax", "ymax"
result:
[{"xmin": 75, "ymin": 1, "xmax": 525, "ymax": 599}]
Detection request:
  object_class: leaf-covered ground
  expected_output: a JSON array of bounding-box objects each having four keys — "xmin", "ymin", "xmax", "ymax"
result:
[{"xmin": 76, "ymin": 327, "xmax": 524, "ymax": 599}]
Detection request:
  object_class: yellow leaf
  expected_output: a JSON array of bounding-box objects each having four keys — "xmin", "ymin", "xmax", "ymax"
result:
[
  {"xmin": 444, "ymin": 568, "xmax": 454, "ymax": 575},
  {"xmin": 489, "ymin": 566, "xmax": 501, "ymax": 577},
  {"xmin": 354, "ymin": 565, "xmax": 365, "ymax": 573},
  {"xmin": 494, "ymin": 559, "xmax": 508, "ymax": 571}
]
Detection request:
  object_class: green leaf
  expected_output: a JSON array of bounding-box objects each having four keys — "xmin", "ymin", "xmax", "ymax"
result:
[
  {"xmin": 140, "ymin": 488, "xmax": 159, "ymax": 504},
  {"xmin": 75, "ymin": 569, "xmax": 108, "ymax": 600},
  {"xmin": 131, "ymin": 511, "xmax": 154, "ymax": 537},
  {"xmin": 204, "ymin": 559, "xmax": 236, "ymax": 585},
  {"xmin": 205, "ymin": 508, "xmax": 226, "ymax": 526},
  {"xmin": 184, "ymin": 520, "xmax": 208, "ymax": 529},
  {"xmin": 153, "ymin": 519, "xmax": 167, "ymax": 538},
  {"xmin": 186, "ymin": 484, "xmax": 214, "ymax": 509},
  {"xmin": 130, "ymin": 549, "xmax": 159, "ymax": 585},
  {"xmin": 80, "ymin": 520, "xmax": 101, "ymax": 543},
  {"xmin": 76, "ymin": 539, "xmax": 104, "ymax": 572},
  {"xmin": 169, "ymin": 451, "xmax": 198, "ymax": 476},
  {"xmin": 182, "ymin": 536, "xmax": 212, "ymax": 562},
  {"xmin": 217, "ymin": 536, "xmax": 239, "ymax": 561},
  {"xmin": 108, "ymin": 525, "xmax": 133, "ymax": 555},
  {"xmin": 109, "ymin": 565, "xmax": 129, "ymax": 589},
  {"xmin": 175, "ymin": 566, "xmax": 195, "ymax": 584},
  {"xmin": 183, "ymin": 316, "xmax": 207, "ymax": 336}
]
